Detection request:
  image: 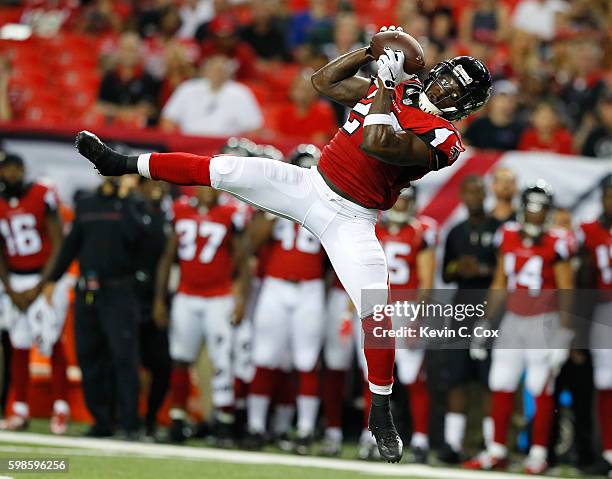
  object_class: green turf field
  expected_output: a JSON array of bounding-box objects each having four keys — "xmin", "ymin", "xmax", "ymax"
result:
[{"xmin": 0, "ymin": 420, "xmax": 588, "ymax": 479}]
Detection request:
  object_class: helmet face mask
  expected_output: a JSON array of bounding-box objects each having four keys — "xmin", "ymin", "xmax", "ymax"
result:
[
  {"xmin": 421, "ymin": 57, "xmax": 492, "ymax": 121},
  {"xmin": 519, "ymin": 182, "xmax": 554, "ymax": 238},
  {"xmin": 384, "ymin": 189, "xmax": 416, "ymax": 225},
  {"xmin": 288, "ymin": 144, "xmax": 321, "ymax": 168}
]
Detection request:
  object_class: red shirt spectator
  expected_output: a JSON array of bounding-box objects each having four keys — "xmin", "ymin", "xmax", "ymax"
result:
[
  {"xmin": 199, "ymin": 15, "xmax": 257, "ymax": 81},
  {"xmin": 518, "ymin": 127, "xmax": 574, "ymax": 155},
  {"xmin": 273, "ymin": 72, "xmax": 337, "ymax": 142},
  {"xmin": 518, "ymin": 101, "xmax": 575, "ymax": 155}
]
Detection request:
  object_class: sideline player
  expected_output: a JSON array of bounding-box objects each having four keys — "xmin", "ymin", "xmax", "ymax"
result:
[
  {"xmin": 577, "ymin": 178, "xmax": 612, "ymax": 476},
  {"xmin": 466, "ymin": 182, "xmax": 575, "ymax": 474},
  {"xmin": 0, "ymin": 154, "xmax": 70, "ymax": 433},
  {"xmin": 377, "ymin": 189, "xmax": 437, "ymax": 463},
  {"xmin": 74, "ymin": 26, "xmax": 491, "ymax": 461},
  {"xmin": 153, "ymin": 186, "xmax": 251, "ymax": 444},
  {"xmin": 245, "ymin": 145, "xmax": 326, "ymax": 454}
]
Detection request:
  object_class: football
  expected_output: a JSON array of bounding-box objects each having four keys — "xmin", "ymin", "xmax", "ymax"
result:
[{"xmin": 370, "ymin": 29, "xmax": 426, "ymax": 75}]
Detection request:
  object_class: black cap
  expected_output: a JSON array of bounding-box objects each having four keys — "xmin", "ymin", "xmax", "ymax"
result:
[{"xmin": 0, "ymin": 153, "xmax": 24, "ymax": 168}]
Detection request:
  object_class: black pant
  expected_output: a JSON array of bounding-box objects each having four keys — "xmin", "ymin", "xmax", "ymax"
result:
[
  {"xmin": 138, "ymin": 305, "xmax": 171, "ymax": 429},
  {"xmin": 74, "ymin": 284, "xmax": 140, "ymax": 433},
  {"xmin": 0, "ymin": 330, "xmax": 11, "ymax": 415}
]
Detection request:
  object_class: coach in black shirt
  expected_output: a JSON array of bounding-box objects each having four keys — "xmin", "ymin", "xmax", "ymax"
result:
[
  {"xmin": 437, "ymin": 175, "xmax": 503, "ymax": 463},
  {"xmin": 44, "ymin": 176, "xmax": 150, "ymax": 438}
]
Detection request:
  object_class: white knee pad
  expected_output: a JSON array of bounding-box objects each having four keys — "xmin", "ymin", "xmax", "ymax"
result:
[
  {"xmin": 489, "ymin": 349, "xmax": 523, "ymax": 392},
  {"xmin": 395, "ymin": 349, "xmax": 425, "ymax": 385}
]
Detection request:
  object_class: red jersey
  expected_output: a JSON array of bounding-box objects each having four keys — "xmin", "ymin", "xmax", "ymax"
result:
[
  {"xmin": 498, "ymin": 222, "xmax": 573, "ymax": 316},
  {"xmin": 318, "ymin": 79, "xmax": 464, "ymax": 210},
  {"xmin": 172, "ymin": 197, "xmax": 241, "ymax": 297},
  {"xmin": 0, "ymin": 182, "xmax": 59, "ymax": 272},
  {"xmin": 578, "ymin": 218, "xmax": 612, "ymax": 296},
  {"xmin": 264, "ymin": 218, "xmax": 324, "ymax": 282},
  {"xmin": 376, "ymin": 216, "xmax": 438, "ymax": 290}
]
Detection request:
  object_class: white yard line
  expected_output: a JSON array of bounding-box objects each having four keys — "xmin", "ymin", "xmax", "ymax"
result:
[{"xmin": 0, "ymin": 432, "xmax": 561, "ymax": 479}]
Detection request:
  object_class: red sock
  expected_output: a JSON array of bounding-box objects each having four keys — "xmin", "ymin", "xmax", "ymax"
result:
[
  {"xmin": 10, "ymin": 348, "xmax": 30, "ymax": 404},
  {"xmin": 362, "ymin": 380, "xmax": 371, "ymax": 429},
  {"xmin": 149, "ymin": 152, "xmax": 212, "ymax": 185},
  {"xmin": 407, "ymin": 378, "xmax": 429, "ymax": 435},
  {"xmin": 323, "ymin": 369, "xmax": 346, "ymax": 429},
  {"xmin": 274, "ymin": 370, "xmax": 296, "ymax": 405},
  {"xmin": 599, "ymin": 389, "xmax": 612, "ymax": 451},
  {"xmin": 170, "ymin": 368, "xmax": 190, "ymax": 410},
  {"xmin": 362, "ymin": 314, "xmax": 395, "ymax": 387},
  {"xmin": 50, "ymin": 341, "xmax": 69, "ymax": 402},
  {"xmin": 250, "ymin": 367, "xmax": 278, "ymax": 397},
  {"xmin": 491, "ymin": 391, "xmax": 514, "ymax": 445},
  {"xmin": 298, "ymin": 370, "xmax": 319, "ymax": 397},
  {"xmin": 532, "ymin": 393, "xmax": 554, "ymax": 447}
]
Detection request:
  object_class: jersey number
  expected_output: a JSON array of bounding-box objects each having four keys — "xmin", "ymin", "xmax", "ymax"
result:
[
  {"xmin": 384, "ymin": 242, "xmax": 411, "ymax": 285},
  {"xmin": 0, "ymin": 214, "xmax": 42, "ymax": 257},
  {"xmin": 273, "ymin": 221, "xmax": 320, "ymax": 254},
  {"xmin": 176, "ymin": 219, "xmax": 227, "ymax": 263},
  {"xmin": 505, "ymin": 253, "xmax": 543, "ymax": 292},
  {"xmin": 342, "ymin": 87, "xmax": 379, "ymax": 135},
  {"xmin": 595, "ymin": 244, "xmax": 612, "ymax": 284}
]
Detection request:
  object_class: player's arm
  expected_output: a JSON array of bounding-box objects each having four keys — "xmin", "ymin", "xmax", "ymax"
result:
[
  {"xmin": 230, "ymin": 226, "xmax": 253, "ymax": 325},
  {"xmin": 0, "ymin": 247, "xmax": 28, "ymax": 311},
  {"xmin": 43, "ymin": 211, "xmax": 82, "ymax": 285},
  {"xmin": 152, "ymin": 231, "xmax": 178, "ymax": 328},
  {"xmin": 311, "ymin": 47, "xmax": 373, "ymax": 108},
  {"xmin": 33, "ymin": 210, "xmax": 64, "ymax": 297},
  {"xmin": 361, "ymin": 83, "xmax": 430, "ymax": 167},
  {"xmin": 554, "ymin": 259, "xmax": 574, "ymax": 330},
  {"xmin": 483, "ymin": 253, "xmax": 508, "ymax": 321},
  {"xmin": 416, "ymin": 247, "xmax": 435, "ymax": 303},
  {"xmin": 248, "ymin": 211, "xmax": 275, "ymax": 252}
]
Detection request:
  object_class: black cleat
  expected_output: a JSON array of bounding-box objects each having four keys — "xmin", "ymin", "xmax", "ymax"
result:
[
  {"xmin": 437, "ymin": 443, "xmax": 462, "ymax": 464},
  {"xmin": 580, "ymin": 456, "xmax": 612, "ymax": 476},
  {"xmin": 294, "ymin": 434, "xmax": 313, "ymax": 456},
  {"xmin": 242, "ymin": 431, "xmax": 265, "ymax": 450},
  {"xmin": 368, "ymin": 398, "xmax": 403, "ymax": 463},
  {"xmin": 168, "ymin": 418, "xmax": 188, "ymax": 443},
  {"xmin": 75, "ymin": 131, "xmax": 129, "ymax": 176},
  {"xmin": 411, "ymin": 446, "xmax": 429, "ymax": 464}
]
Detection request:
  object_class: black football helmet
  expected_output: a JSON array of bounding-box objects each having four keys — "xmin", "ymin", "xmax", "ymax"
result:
[
  {"xmin": 253, "ymin": 144, "xmax": 284, "ymax": 161},
  {"xmin": 518, "ymin": 180, "xmax": 554, "ymax": 238},
  {"xmin": 288, "ymin": 144, "xmax": 321, "ymax": 168},
  {"xmin": 220, "ymin": 137, "xmax": 257, "ymax": 157},
  {"xmin": 419, "ymin": 56, "xmax": 492, "ymax": 121}
]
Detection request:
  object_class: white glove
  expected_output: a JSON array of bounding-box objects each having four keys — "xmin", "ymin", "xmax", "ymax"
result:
[{"xmin": 377, "ymin": 47, "xmax": 407, "ymax": 90}]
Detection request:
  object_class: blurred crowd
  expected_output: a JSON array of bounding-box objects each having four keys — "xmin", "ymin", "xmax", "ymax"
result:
[
  {"xmin": 0, "ymin": 137, "xmax": 610, "ymax": 476},
  {"xmin": 0, "ymin": 0, "xmax": 610, "ymax": 156}
]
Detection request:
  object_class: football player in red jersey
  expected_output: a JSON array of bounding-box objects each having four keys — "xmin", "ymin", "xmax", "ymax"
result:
[
  {"xmin": 578, "ymin": 178, "xmax": 612, "ymax": 476},
  {"xmin": 377, "ymin": 188, "xmax": 437, "ymax": 463},
  {"xmin": 75, "ymin": 26, "xmax": 491, "ymax": 462},
  {"xmin": 465, "ymin": 182, "xmax": 575, "ymax": 474},
  {"xmin": 153, "ymin": 185, "xmax": 251, "ymax": 445},
  {"xmin": 244, "ymin": 145, "xmax": 327, "ymax": 454},
  {"xmin": 0, "ymin": 154, "xmax": 70, "ymax": 434}
]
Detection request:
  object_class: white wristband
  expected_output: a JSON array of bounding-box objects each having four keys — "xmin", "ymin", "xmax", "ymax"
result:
[
  {"xmin": 137, "ymin": 153, "xmax": 152, "ymax": 179},
  {"xmin": 363, "ymin": 114, "xmax": 393, "ymax": 127}
]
